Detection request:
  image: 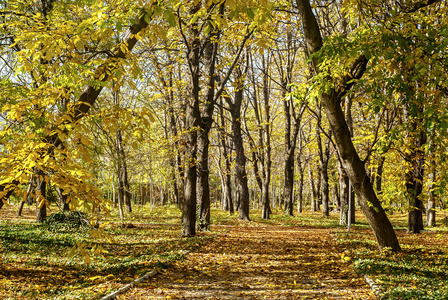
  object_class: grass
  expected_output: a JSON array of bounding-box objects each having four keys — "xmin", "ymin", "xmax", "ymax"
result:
[
  {"xmin": 0, "ymin": 204, "xmax": 214, "ymax": 299},
  {"xmin": 1, "ymin": 203, "xmax": 448, "ymax": 299},
  {"xmin": 334, "ymin": 213, "xmax": 448, "ymax": 300}
]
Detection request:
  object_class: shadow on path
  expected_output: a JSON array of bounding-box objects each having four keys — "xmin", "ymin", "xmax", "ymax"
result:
[{"xmin": 125, "ymin": 225, "xmax": 375, "ymax": 299}]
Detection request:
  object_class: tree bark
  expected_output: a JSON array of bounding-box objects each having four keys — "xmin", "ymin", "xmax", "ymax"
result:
[
  {"xmin": 426, "ymin": 159, "xmax": 436, "ymax": 227},
  {"xmin": 339, "ymin": 164, "xmax": 349, "ymax": 225},
  {"xmin": 218, "ymin": 102, "xmax": 234, "ymax": 214},
  {"xmin": 227, "ymin": 66, "xmax": 250, "ymax": 221},
  {"xmin": 405, "ymin": 126, "xmax": 426, "ymax": 233},
  {"xmin": 18, "ymin": 176, "xmax": 35, "ymax": 217},
  {"xmin": 182, "ymin": 4, "xmax": 202, "ymax": 237},
  {"xmin": 261, "ymin": 55, "xmax": 272, "ymax": 220},
  {"xmin": 56, "ymin": 187, "xmax": 70, "ymax": 211},
  {"xmin": 36, "ymin": 174, "xmax": 47, "ymax": 223},
  {"xmin": 296, "ymin": 148, "xmax": 305, "ymax": 213},
  {"xmin": 296, "ymin": 0, "xmax": 400, "ymax": 251},
  {"xmin": 316, "ymin": 101, "xmax": 331, "ymax": 217},
  {"xmin": 196, "ymin": 13, "xmax": 221, "ymax": 230},
  {"xmin": 309, "ymin": 167, "xmax": 319, "ymax": 211},
  {"xmin": 321, "ymin": 137, "xmax": 331, "ymax": 217}
]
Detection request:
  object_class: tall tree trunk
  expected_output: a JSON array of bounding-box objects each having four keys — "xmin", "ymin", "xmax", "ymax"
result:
[
  {"xmin": 273, "ymin": 16, "xmax": 304, "ymax": 217},
  {"xmin": 426, "ymin": 131, "xmax": 436, "ymax": 227},
  {"xmin": 316, "ymin": 101, "xmax": 331, "ymax": 217},
  {"xmin": 227, "ymin": 66, "xmax": 250, "ymax": 221},
  {"xmin": 296, "ymin": 0, "xmax": 400, "ymax": 251},
  {"xmin": 344, "ymin": 96, "xmax": 356, "ymax": 224},
  {"xmin": 182, "ymin": 4, "xmax": 202, "ymax": 236},
  {"xmin": 116, "ymin": 163, "xmax": 124, "ymax": 222},
  {"xmin": 123, "ymin": 165, "xmax": 131, "ymax": 213},
  {"xmin": 404, "ymin": 114, "xmax": 426, "ymax": 233},
  {"xmin": 321, "ymin": 137, "xmax": 331, "ymax": 217},
  {"xmin": 283, "ymin": 147, "xmax": 295, "ymax": 216},
  {"xmin": 309, "ymin": 167, "xmax": 318, "ymax": 211},
  {"xmin": 113, "ymin": 84, "xmax": 131, "ymax": 214},
  {"xmin": 297, "ymin": 152, "xmax": 304, "ymax": 213},
  {"xmin": 333, "ymin": 179, "xmax": 340, "ymax": 211},
  {"xmin": 197, "ymin": 18, "xmax": 220, "ymax": 230},
  {"xmin": 168, "ymin": 61, "xmax": 183, "ymax": 209},
  {"xmin": 339, "ymin": 163, "xmax": 349, "ymax": 225},
  {"xmin": 219, "ymin": 102, "xmax": 234, "ymax": 214},
  {"xmin": 261, "ymin": 55, "xmax": 272, "ymax": 220},
  {"xmin": 426, "ymin": 159, "xmax": 436, "ymax": 227}
]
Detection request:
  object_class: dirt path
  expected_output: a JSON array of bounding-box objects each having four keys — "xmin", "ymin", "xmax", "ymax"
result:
[{"xmin": 122, "ymin": 224, "xmax": 375, "ymax": 299}]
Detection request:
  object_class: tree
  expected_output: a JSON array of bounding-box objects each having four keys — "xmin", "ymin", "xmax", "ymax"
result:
[
  {"xmin": 296, "ymin": 0, "xmax": 401, "ymax": 251},
  {"xmin": 0, "ymin": 1, "xmax": 157, "ymax": 215},
  {"xmin": 225, "ymin": 59, "xmax": 251, "ymax": 221}
]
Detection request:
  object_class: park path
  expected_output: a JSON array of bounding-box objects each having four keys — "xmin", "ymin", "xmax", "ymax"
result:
[{"xmin": 120, "ymin": 224, "xmax": 375, "ymax": 299}]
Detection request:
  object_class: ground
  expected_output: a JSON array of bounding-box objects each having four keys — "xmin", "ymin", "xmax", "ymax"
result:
[{"xmin": 120, "ymin": 224, "xmax": 375, "ymax": 299}]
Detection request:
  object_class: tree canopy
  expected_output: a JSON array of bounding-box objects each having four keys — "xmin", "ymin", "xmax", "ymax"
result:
[{"xmin": 1, "ymin": 0, "xmax": 447, "ymax": 251}]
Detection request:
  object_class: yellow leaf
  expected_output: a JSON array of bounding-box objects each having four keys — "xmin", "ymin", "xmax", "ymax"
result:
[
  {"xmin": 37, "ymin": 197, "xmax": 46, "ymax": 209},
  {"xmin": 89, "ymin": 276, "xmax": 102, "ymax": 281},
  {"xmin": 341, "ymin": 254, "xmax": 351, "ymax": 262},
  {"xmin": 80, "ymin": 136, "xmax": 90, "ymax": 146},
  {"xmin": 84, "ymin": 253, "xmax": 91, "ymax": 265}
]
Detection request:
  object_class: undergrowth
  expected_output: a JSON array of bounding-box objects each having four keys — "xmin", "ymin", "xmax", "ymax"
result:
[{"xmin": 334, "ymin": 215, "xmax": 448, "ymax": 300}]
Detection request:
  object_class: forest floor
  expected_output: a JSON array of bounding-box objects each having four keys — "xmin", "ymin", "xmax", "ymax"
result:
[
  {"xmin": 2, "ymin": 204, "xmax": 448, "ymax": 299},
  {"xmin": 122, "ymin": 224, "xmax": 375, "ymax": 299}
]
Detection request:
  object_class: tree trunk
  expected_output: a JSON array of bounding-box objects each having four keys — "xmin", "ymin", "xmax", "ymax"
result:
[
  {"xmin": 36, "ymin": 174, "xmax": 47, "ymax": 223},
  {"xmin": 296, "ymin": 0, "xmax": 400, "ymax": 251},
  {"xmin": 426, "ymin": 164, "xmax": 436, "ymax": 227},
  {"xmin": 283, "ymin": 148, "xmax": 295, "ymax": 216},
  {"xmin": 321, "ymin": 143, "xmax": 330, "ymax": 217},
  {"xmin": 333, "ymin": 180, "xmax": 340, "ymax": 211},
  {"xmin": 339, "ymin": 164, "xmax": 349, "ymax": 225},
  {"xmin": 309, "ymin": 167, "xmax": 318, "ymax": 211},
  {"xmin": 116, "ymin": 165, "xmax": 124, "ymax": 222},
  {"xmin": 122, "ymin": 159, "xmax": 132, "ymax": 213},
  {"xmin": 376, "ymin": 155, "xmax": 386, "ymax": 194},
  {"xmin": 426, "ymin": 134, "xmax": 436, "ymax": 227},
  {"xmin": 197, "ymin": 126, "xmax": 212, "ymax": 230},
  {"xmin": 297, "ymin": 156, "xmax": 304, "ymax": 213},
  {"xmin": 227, "ymin": 66, "xmax": 250, "ymax": 221},
  {"xmin": 196, "ymin": 16, "xmax": 220, "ymax": 231},
  {"xmin": 403, "ymin": 103, "xmax": 426, "ymax": 233},
  {"xmin": 316, "ymin": 101, "xmax": 331, "ymax": 217},
  {"xmin": 261, "ymin": 55, "xmax": 272, "ymax": 220},
  {"xmin": 56, "ymin": 187, "xmax": 70, "ymax": 211},
  {"xmin": 405, "ymin": 131, "xmax": 426, "ymax": 233},
  {"xmin": 182, "ymin": 7, "xmax": 202, "ymax": 236},
  {"xmin": 219, "ymin": 102, "xmax": 234, "ymax": 214},
  {"xmin": 232, "ymin": 104, "xmax": 250, "ymax": 221},
  {"xmin": 18, "ymin": 176, "xmax": 35, "ymax": 217}
]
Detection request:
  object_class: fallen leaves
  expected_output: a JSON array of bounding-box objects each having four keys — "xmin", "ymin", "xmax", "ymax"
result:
[{"xmin": 127, "ymin": 225, "xmax": 375, "ymax": 299}]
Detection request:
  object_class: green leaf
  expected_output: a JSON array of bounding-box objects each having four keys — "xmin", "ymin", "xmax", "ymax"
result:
[
  {"xmin": 246, "ymin": 8, "xmax": 255, "ymax": 19},
  {"xmin": 204, "ymin": 24, "xmax": 211, "ymax": 36},
  {"xmin": 164, "ymin": 8, "xmax": 176, "ymax": 27},
  {"xmin": 116, "ymin": 21, "xmax": 122, "ymax": 31}
]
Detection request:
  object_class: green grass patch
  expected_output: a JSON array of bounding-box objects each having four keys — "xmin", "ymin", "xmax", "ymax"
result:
[
  {"xmin": 0, "ymin": 205, "xmax": 214, "ymax": 299},
  {"xmin": 334, "ymin": 214, "xmax": 448, "ymax": 300}
]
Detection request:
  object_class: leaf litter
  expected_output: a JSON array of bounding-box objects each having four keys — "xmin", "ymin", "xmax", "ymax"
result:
[{"xmin": 124, "ymin": 224, "xmax": 376, "ymax": 299}]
